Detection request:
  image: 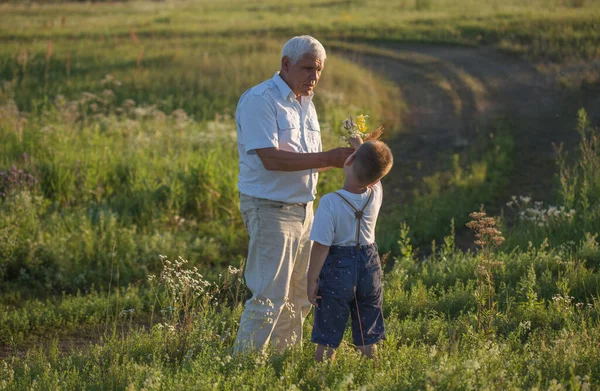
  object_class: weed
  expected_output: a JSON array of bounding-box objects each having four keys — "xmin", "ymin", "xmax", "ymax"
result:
[{"xmin": 466, "ymin": 210, "xmax": 505, "ymax": 334}]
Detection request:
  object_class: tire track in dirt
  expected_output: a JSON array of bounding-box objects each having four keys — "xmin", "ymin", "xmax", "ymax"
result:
[{"xmin": 334, "ymin": 43, "xmax": 600, "ymax": 247}]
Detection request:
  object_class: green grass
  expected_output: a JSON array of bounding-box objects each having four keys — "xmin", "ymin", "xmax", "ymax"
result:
[
  {"xmin": 1, "ymin": 0, "xmax": 599, "ymax": 62},
  {"xmin": 378, "ymin": 121, "xmax": 516, "ymax": 252},
  {"xmin": 1, "ymin": 1, "xmax": 600, "ymax": 389},
  {"xmin": 0, "ymin": 64, "xmax": 400, "ymax": 295},
  {"xmin": 0, "ymin": 36, "xmax": 400, "ymax": 123},
  {"xmin": 1, "ymin": 231, "xmax": 599, "ymax": 389}
]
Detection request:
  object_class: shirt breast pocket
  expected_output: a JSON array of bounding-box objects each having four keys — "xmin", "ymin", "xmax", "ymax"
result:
[
  {"xmin": 277, "ymin": 113, "xmax": 301, "ymax": 150},
  {"xmin": 306, "ymin": 117, "xmax": 321, "ymax": 153}
]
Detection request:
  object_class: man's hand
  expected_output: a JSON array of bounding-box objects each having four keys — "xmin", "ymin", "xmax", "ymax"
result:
[
  {"xmin": 308, "ymin": 279, "xmax": 321, "ymax": 307},
  {"xmin": 348, "ymin": 135, "xmax": 363, "ymax": 150},
  {"xmin": 325, "ymin": 147, "xmax": 355, "ymax": 168}
]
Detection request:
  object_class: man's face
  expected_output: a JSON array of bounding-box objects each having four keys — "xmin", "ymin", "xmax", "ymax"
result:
[{"xmin": 281, "ymin": 54, "xmax": 324, "ymax": 97}]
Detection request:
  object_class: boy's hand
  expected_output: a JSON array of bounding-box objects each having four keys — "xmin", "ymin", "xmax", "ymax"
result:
[
  {"xmin": 348, "ymin": 135, "xmax": 363, "ymax": 150},
  {"xmin": 307, "ymin": 242, "xmax": 329, "ymax": 307},
  {"xmin": 308, "ymin": 279, "xmax": 321, "ymax": 307}
]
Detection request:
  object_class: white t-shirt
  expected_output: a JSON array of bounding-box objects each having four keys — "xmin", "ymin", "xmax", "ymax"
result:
[
  {"xmin": 310, "ymin": 182, "xmax": 383, "ymax": 247},
  {"xmin": 236, "ymin": 72, "xmax": 323, "ymax": 204}
]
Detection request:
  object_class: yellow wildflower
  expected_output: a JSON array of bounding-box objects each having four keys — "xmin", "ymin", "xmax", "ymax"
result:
[{"xmin": 355, "ymin": 114, "xmax": 368, "ymax": 133}]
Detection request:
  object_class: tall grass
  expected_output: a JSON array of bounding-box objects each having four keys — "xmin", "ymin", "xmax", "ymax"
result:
[
  {"xmin": 0, "ymin": 35, "xmax": 402, "ymax": 125},
  {"xmin": 503, "ymin": 110, "xmax": 600, "ymax": 251},
  {"xmin": 0, "ymin": 38, "xmax": 401, "ymax": 295},
  {"xmin": 2, "ymin": 198, "xmax": 599, "ymax": 388},
  {"xmin": 379, "ymin": 124, "xmax": 515, "ymax": 251},
  {"xmin": 1, "ymin": 1, "xmax": 600, "ymax": 388}
]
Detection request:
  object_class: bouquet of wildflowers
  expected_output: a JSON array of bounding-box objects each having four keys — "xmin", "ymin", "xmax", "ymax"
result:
[{"xmin": 341, "ymin": 114, "xmax": 384, "ymax": 145}]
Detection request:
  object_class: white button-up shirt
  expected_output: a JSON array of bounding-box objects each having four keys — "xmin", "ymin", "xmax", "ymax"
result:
[{"xmin": 236, "ymin": 72, "xmax": 322, "ymax": 203}]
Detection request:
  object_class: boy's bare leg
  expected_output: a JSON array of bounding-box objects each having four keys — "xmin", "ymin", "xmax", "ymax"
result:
[
  {"xmin": 315, "ymin": 344, "xmax": 336, "ymax": 362},
  {"xmin": 356, "ymin": 343, "xmax": 377, "ymax": 359}
]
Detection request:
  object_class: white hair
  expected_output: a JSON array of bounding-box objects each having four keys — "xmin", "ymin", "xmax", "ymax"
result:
[{"xmin": 281, "ymin": 35, "xmax": 326, "ymax": 64}]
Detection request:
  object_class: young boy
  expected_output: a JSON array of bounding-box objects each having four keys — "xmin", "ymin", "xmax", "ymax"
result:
[{"xmin": 307, "ymin": 136, "xmax": 393, "ymax": 361}]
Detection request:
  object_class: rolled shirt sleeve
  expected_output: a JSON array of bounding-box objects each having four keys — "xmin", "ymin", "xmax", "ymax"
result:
[{"xmin": 239, "ymin": 94, "xmax": 278, "ymax": 153}]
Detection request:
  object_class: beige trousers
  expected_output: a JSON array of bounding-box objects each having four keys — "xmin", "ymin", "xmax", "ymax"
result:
[{"xmin": 233, "ymin": 194, "xmax": 313, "ymax": 353}]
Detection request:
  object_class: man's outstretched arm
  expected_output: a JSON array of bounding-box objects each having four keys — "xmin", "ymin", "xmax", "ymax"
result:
[{"xmin": 256, "ymin": 147, "xmax": 353, "ymax": 171}]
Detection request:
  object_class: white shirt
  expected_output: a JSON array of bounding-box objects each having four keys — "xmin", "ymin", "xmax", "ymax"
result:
[
  {"xmin": 310, "ymin": 182, "xmax": 383, "ymax": 247},
  {"xmin": 236, "ymin": 72, "xmax": 323, "ymax": 203}
]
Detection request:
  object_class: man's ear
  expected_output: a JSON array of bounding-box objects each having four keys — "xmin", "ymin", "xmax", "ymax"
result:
[
  {"xmin": 281, "ymin": 56, "xmax": 290, "ymax": 74},
  {"xmin": 344, "ymin": 152, "xmax": 356, "ymax": 167}
]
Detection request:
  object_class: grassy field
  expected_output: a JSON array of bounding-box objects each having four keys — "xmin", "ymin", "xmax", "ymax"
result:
[{"xmin": 1, "ymin": 0, "xmax": 600, "ymax": 389}]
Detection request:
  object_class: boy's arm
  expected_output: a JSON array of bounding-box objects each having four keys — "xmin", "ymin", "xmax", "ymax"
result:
[
  {"xmin": 348, "ymin": 135, "xmax": 363, "ymax": 150},
  {"xmin": 307, "ymin": 242, "xmax": 330, "ymax": 307}
]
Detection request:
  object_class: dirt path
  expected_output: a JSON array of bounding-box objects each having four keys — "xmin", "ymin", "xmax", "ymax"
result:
[{"xmin": 334, "ymin": 43, "xmax": 600, "ymax": 246}]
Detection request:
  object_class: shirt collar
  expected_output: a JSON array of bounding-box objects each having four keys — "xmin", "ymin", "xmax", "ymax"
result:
[{"xmin": 273, "ymin": 72, "xmax": 314, "ymax": 104}]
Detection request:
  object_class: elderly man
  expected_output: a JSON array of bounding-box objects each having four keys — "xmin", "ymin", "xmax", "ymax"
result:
[{"xmin": 234, "ymin": 35, "xmax": 353, "ymax": 353}]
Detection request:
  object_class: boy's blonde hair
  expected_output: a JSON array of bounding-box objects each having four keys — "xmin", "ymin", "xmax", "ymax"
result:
[{"xmin": 352, "ymin": 141, "xmax": 393, "ymax": 186}]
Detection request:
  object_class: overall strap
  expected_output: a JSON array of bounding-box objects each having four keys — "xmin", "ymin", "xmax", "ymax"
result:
[{"xmin": 334, "ymin": 189, "xmax": 374, "ymax": 249}]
